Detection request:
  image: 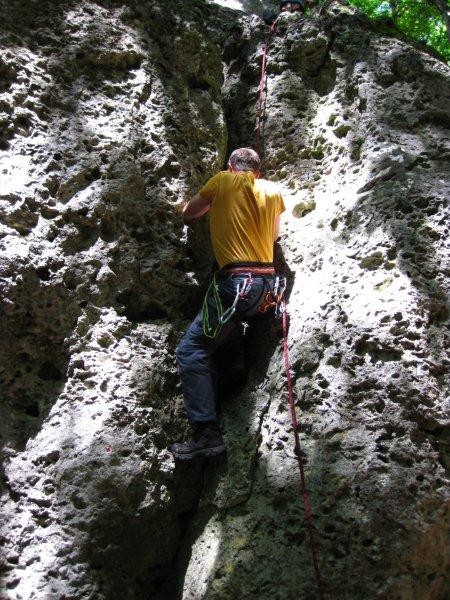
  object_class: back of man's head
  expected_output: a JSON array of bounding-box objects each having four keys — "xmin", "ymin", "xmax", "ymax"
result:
[{"xmin": 228, "ymin": 148, "xmax": 261, "ymax": 173}]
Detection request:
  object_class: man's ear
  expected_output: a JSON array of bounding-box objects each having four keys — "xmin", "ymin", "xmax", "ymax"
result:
[{"xmin": 228, "ymin": 163, "xmax": 236, "ymax": 173}]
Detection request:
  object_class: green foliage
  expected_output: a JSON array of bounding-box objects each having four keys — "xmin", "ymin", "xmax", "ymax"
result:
[{"xmin": 347, "ymin": 0, "xmax": 450, "ymax": 62}]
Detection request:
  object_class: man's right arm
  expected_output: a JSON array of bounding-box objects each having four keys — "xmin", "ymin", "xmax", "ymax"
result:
[
  {"xmin": 178, "ymin": 172, "xmax": 220, "ymax": 220},
  {"xmin": 182, "ymin": 193, "xmax": 211, "ymax": 220}
]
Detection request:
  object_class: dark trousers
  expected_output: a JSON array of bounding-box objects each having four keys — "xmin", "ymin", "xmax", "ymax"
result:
[{"xmin": 176, "ymin": 273, "xmax": 279, "ymax": 422}]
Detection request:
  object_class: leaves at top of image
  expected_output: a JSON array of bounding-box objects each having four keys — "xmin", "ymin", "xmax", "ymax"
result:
[{"xmin": 346, "ymin": 0, "xmax": 450, "ymax": 62}]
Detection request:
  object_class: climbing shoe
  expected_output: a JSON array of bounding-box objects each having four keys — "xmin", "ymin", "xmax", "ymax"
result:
[{"xmin": 170, "ymin": 422, "xmax": 226, "ymax": 461}]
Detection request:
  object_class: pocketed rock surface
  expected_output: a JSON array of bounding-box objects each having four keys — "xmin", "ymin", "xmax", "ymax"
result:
[{"xmin": 0, "ymin": 1, "xmax": 449, "ymax": 599}]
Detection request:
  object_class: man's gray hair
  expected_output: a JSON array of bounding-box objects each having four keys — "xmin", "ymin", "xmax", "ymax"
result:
[{"xmin": 228, "ymin": 148, "xmax": 261, "ymax": 172}]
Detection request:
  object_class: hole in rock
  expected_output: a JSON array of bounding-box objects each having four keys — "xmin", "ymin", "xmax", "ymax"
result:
[
  {"xmin": 25, "ymin": 402, "xmax": 40, "ymax": 417},
  {"xmin": 89, "ymin": 166, "xmax": 101, "ymax": 181},
  {"xmin": 65, "ymin": 279, "xmax": 77, "ymax": 291},
  {"xmin": 134, "ymin": 423, "xmax": 149, "ymax": 435},
  {"xmin": 36, "ymin": 266, "xmax": 51, "ymax": 280},
  {"xmin": 332, "ymin": 546, "xmax": 346, "ymax": 559},
  {"xmin": 374, "ymin": 399, "xmax": 385, "ymax": 413},
  {"xmin": 130, "ymin": 304, "xmax": 167, "ymax": 321},
  {"xmin": 188, "ymin": 76, "xmax": 211, "ymax": 91},
  {"xmin": 38, "ymin": 362, "xmax": 62, "ymax": 381},
  {"xmin": 117, "ymin": 291, "xmax": 168, "ymax": 322},
  {"xmin": 71, "ymin": 494, "xmax": 88, "ymax": 510},
  {"xmin": 131, "ymin": 230, "xmax": 153, "ymax": 242},
  {"xmin": 14, "ymin": 114, "xmax": 31, "ymax": 128}
]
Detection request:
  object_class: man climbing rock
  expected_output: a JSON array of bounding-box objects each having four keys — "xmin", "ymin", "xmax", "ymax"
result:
[
  {"xmin": 263, "ymin": 0, "xmax": 310, "ymax": 24},
  {"xmin": 170, "ymin": 148, "xmax": 285, "ymax": 460}
]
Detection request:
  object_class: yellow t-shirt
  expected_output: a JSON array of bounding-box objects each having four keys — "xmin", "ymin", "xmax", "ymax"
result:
[{"xmin": 199, "ymin": 171, "xmax": 285, "ymax": 269}]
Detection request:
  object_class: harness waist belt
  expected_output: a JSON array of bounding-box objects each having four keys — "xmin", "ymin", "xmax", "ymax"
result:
[
  {"xmin": 221, "ymin": 261, "xmax": 275, "ymax": 275},
  {"xmin": 222, "ymin": 266, "xmax": 276, "ymax": 275}
]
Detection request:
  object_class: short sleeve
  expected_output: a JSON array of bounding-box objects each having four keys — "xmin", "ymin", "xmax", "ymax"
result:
[
  {"xmin": 199, "ymin": 172, "xmax": 221, "ymax": 201},
  {"xmin": 269, "ymin": 181, "xmax": 285, "ymax": 215}
]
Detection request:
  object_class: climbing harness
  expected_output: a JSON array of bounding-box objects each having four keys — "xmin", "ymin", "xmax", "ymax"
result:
[
  {"xmin": 202, "ymin": 269, "xmax": 281, "ymax": 338},
  {"xmin": 202, "ymin": 272, "xmax": 253, "ymax": 338}
]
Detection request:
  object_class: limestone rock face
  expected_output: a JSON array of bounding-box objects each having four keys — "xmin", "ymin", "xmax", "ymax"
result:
[{"xmin": 1, "ymin": 1, "xmax": 449, "ymax": 599}]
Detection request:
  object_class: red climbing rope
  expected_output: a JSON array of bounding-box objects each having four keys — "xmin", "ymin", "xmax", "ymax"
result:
[
  {"xmin": 255, "ymin": 18, "xmax": 278, "ymax": 157},
  {"xmin": 282, "ymin": 301, "xmax": 325, "ymax": 599},
  {"xmin": 255, "ymin": 17, "xmax": 325, "ymax": 595}
]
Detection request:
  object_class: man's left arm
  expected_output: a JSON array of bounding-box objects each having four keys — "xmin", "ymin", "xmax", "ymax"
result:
[
  {"xmin": 273, "ymin": 191, "xmax": 285, "ymax": 241},
  {"xmin": 274, "ymin": 214, "xmax": 281, "ymax": 241}
]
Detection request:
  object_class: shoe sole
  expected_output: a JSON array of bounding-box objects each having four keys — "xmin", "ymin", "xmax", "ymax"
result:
[{"xmin": 172, "ymin": 444, "xmax": 226, "ymax": 461}]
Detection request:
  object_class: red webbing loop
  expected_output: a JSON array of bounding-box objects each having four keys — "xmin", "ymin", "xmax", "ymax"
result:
[
  {"xmin": 255, "ymin": 19, "xmax": 278, "ymax": 156},
  {"xmin": 282, "ymin": 300, "xmax": 325, "ymax": 599}
]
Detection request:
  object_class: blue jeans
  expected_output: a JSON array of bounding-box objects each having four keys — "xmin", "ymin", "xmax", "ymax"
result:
[{"xmin": 176, "ymin": 273, "xmax": 280, "ymax": 422}]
